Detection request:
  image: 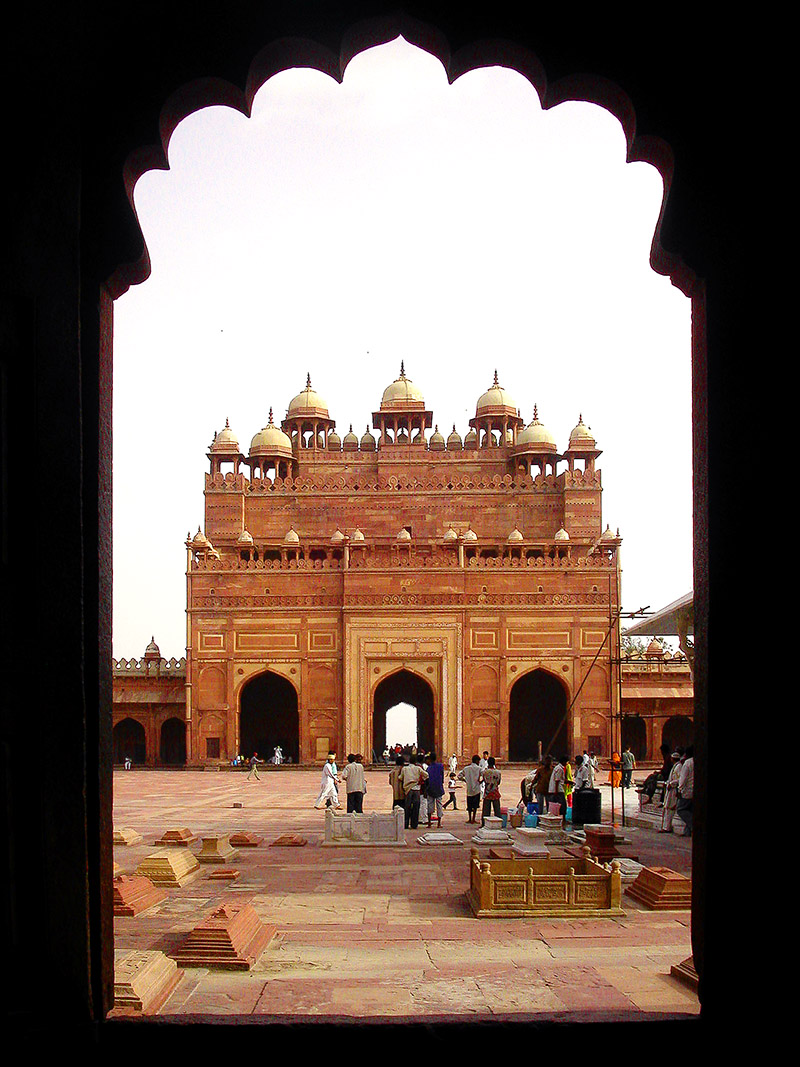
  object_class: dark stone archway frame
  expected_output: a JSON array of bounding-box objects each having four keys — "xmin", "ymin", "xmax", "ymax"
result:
[{"xmin": 4, "ymin": 1, "xmax": 731, "ymax": 1041}]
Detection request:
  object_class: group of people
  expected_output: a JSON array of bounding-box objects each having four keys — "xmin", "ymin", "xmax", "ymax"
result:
[
  {"xmin": 244, "ymin": 746, "xmax": 288, "ymax": 779},
  {"xmin": 520, "ymin": 751, "xmax": 600, "ymax": 816},
  {"xmin": 314, "ymin": 751, "xmax": 369, "ymax": 812}
]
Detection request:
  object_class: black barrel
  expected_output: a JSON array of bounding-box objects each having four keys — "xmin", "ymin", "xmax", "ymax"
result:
[{"xmin": 572, "ymin": 788, "xmax": 601, "ymax": 826}]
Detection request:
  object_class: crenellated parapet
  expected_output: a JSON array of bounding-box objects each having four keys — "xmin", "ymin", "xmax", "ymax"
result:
[{"xmin": 113, "ymin": 656, "xmax": 186, "ymax": 676}]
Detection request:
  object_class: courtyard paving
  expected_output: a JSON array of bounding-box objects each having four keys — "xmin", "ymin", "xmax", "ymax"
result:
[{"xmin": 110, "ymin": 766, "xmax": 698, "ymax": 1025}]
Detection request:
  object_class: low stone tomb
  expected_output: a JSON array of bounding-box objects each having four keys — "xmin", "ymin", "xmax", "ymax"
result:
[
  {"xmin": 113, "ymin": 874, "xmax": 167, "ymax": 916},
  {"xmin": 417, "ymin": 831, "xmax": 462, "ymax": 846},
  {"xmin": 583, "ymin": 824, "xmax": 619, "ymax": 861},
  {"xmin": 135, "ymin": 848, "xmax": 201, "ymax": 888},
  {"xmin": 511, "ymin": 826, "xmax": 549, "ymax": 860},
  {"xmin": 467, "ymin": 849, "xmax": 624, "ymax": 918},
  {"xmin": 322, "ymin": 807, "xmax": 406, "ymax": 846},
  {"xmin": 471, "ymin": 815, "xmax": 514, "ymax": 849},
  {"xmin": 208, "ymin": 868, "xmax": 239, "ymax": 881},
  {"xmin": 230, "ymin": 831, "xmax": 264, "ymax": 847},
  {"xmin": 269, "ymin": 833, "xmax": 308, "ymax": 847},
  {"xmin": 113, "ymin": 827, "xmax": 143, "ymax": 846},
  {"xmin": 195, "ymin": 834, "xmax": 239, "ymax": 864},
  {"xmin": 155, "ymin": 827, "xmax": 196, "ymax": 847},
  {"xmin": 111, "ymin": 949, "xmax": 182, "ymax": 1015},
  {"xmin": 170, "ymin": 901, "xmax": 276, "ymax": 970},
  {"xmin": 536, "ymin": 812, "xmax": 572, "ymax": 846},
  {"xmin": 625, "ymin": 865, "xmax": 692, "ymax": 909}
]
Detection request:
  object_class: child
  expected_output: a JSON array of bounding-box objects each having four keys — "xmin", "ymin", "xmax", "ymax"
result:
[{"xmin": 443, "ymin": 770, "xmax": 460, "ymax": 810}]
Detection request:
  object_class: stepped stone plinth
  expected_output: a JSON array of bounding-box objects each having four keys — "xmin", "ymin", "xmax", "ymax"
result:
[
  {"xmin": 230, "ymin": 831, "xmax": 264, "ymax": 847},
  {"xmin": 113, "ymin": 827, "xmax": 143, "ymax": 846},
  {"xmin": 583, "ymin": 824, "xmax": 619, "ymax": 861},
  {"xmin": 511, "ymin": 826, "xmax": 549, "ymax": 859},
  {"xmin": 417, "ymin": 831, "xmax": 462, "ymax": 845},
  {"xmin": 112, "ymin": 950, "xmax": 182, "ymax": 1015},
  {"xmin": 170, "ymin": 901, "xmax": 276, "ymax": 970},
  {"xmin": 471, "ymin": 816, "xmax": 514, "ymax": 848},
  {"xmin": 626, "ymin": 865, "xmax": 692, "ymax": 910},
  {"xmin": 155, "ymin": 827, "xmax": 196, "ymax": 846},
  {"xmin": 208, "ymin": 868, "xmax": 239, "ymax": 881},
  {"xmin": 113, "ymin": 874, "xmax": 167, "ymax": 916},
  {"xmin": 196, "ymin": 834, "xmax": 239, "ymax": 864},
  {"xmin": 136, "ymin": 848, "xmax": 200, "ymax": 887}
]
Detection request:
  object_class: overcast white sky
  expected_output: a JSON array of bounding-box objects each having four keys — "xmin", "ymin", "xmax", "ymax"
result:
[{"xmin": 112, "ymin": 37, "xmax": 692, "ymax": 660}]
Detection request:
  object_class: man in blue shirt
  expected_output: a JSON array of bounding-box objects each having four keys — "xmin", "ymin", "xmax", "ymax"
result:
[{"xmin": 425, "ymin": 752, "xmax": 445, "ymax": 826}]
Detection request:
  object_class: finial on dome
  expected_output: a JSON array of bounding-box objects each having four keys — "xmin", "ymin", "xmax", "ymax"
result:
[
  {"xmin": 493, "ymin": 369, "xmax": 499, "ymax": 387},
  {"xmin": 306, "ymin": 372, "xmax": 312, "ymax": 388},
  {"xmin": 400, "ymin": 360, "xmax": 406, "ymax": 378},
  {"xmin": 268, "ymin": 407, "xmax": 274, "ymax": 424},
  {"xmin": 225, "ymin": 417, "xmax": 230, "ymax": 428},
  {"xmin": 533, "ymin": 404, "xmax": 539, "ymax": 420}
]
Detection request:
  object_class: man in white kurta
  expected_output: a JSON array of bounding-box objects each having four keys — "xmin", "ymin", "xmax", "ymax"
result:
[
  {"xmin": 314, "ymin": 752, "xmax": 340, "ymax": 808},
  {"xmin": 660, "ymin": 752, "xmax": 682, "ymax": 832}
]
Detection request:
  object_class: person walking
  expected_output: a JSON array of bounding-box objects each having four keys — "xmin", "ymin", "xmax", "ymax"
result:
[
  {"xmin": 314, "ymin": 751, "xmax": 340, "ymax": 809},
  {"xmin": 548, "ymin": 755, "xmax": 567, "ymax": 816},
  {"xmin": 660, "ymin": 750, "xmax": 682, "ymax": 832},
  {"xmin": 341, "ymin": 752, "xmax": 366, "ymax": 813},
  {"xmin": 424, "ymin": 752, "xmax": 445, "ymax": 826},
  {"xmin": 389, "ymin": 755, "xmax": 406, "ymax": 811},
  {"xmin": 458, "ymin": 755, "xmax": 483, "ymax": 824},
  {"xmin": 443, "ymin": 769, "xmax": 460, "ymax": 810},
  {"xmin": 676, "ymin": 745, "xmax": 694, "ymax": 836},
  {"xmin": 400, "ymin": 755, "xmax": 428, "ymax": 829},
  {"xmin": 246, "ymin": 752, "xmax": 263, "ymax": 781},
  {"xmin": 480, "ymin": 757, "xmax": 502, "ymax": 824},
  {"xmin": 621, "ymin": 745, "xmax": 636, "ymax": 788}
]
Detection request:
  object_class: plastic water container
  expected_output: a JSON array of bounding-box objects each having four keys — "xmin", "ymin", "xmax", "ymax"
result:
[
  {"xmin": 523, "ymin": 812, "xmax": 538, "ymax": 827},
  {"xmin": 500, "ymin": 808, "xmax": 508, "ymax": 828},
  {"xmin": 565, "ymin": 806, "xmax": 572, "ymax": 822}
]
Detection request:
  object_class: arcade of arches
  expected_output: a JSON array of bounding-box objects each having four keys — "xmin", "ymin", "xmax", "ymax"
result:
[{"xmin": 112, "ymin": 370, "xmax": 693, "ymax": 766}]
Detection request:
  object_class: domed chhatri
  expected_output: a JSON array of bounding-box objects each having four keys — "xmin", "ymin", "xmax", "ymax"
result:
[
  {"xmin": 379, "ymin": 361, "xmax": 426, "ymax": 409},
  {"xmin": 568, "ymin": 413, "xmax": 596, "ymax": 450},
  {"xmin": 209, "ymin": 418, "xmax": 239, "ymax": 454},
  {"xmin": 287, "ymin": 373, "xmax": 330, "ymax": 420},
  {"xmin": 475, "ymin": 369, "xmax": 518, "ymax": 418},
  {"xmin": 516, "ymin": 406, "xmax": 557, "ymax": 453},
  {"xmin": 249, "ymin": 408, "xmax": 293, "ymax": 459}
]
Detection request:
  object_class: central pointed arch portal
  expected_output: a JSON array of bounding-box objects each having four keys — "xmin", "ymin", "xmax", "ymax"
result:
[{"xmin": 373, "ymin": 668, "xmax": 435, "ymax": 757}]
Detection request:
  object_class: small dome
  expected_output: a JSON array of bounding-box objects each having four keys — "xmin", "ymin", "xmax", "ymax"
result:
[
  {"xmin": 327, "ymin": 430, "xmax": 341, "ymax": 451},
  {"xmin": 462, "ymin": 527, "xmax": 478, "ymax": 542},
  {"xmin": 646, "ymin": 637, "xmax": 665, "ymax": 658},
  {"xmin": 287, "ymin": 373, "xmax": 330, "ymax": 419},
  {"xmin": 554, "ymin": 524, "xmax": 570, "ymax": 542},
  {"xmin": 330, "ymin": 528, "xmax": 345, "ymax": 544},
  {"xmin": 516, "ymin": 406, "xmax": 557, "ymax": 453},
  {"xmin": 380, "ymin": 361, "xmax": 425, "ymax": 408},
  {"xmin": 475, "ymin": 370, "xmax": 517, "ymax": 417},
  {"xmin": 210, "ymin": 418, "xmax": 239, "ymax": 453},
  {"xmin": 284, "ymin": 526, "xmax": 300, "ymax": 544},
  {"xmin": 360, "ymin": 426, "xmax": 376, "ymax": 451},
  {"xmin": 429, "ymin": 425, "xmax": 445, "ymax": 451},
  {"xmin": 144, "ymin": 636, "xmax": 161, "ymax": 659},
  {"xmin": 600, "ymin": 525, "xmax": 616, "ymax": 541},
  {"xmin": 237, "ymin": 529, "xmax": 254, "ymax": 546},
  {"xmin": 507, "ymin": 527, "xmax": 524, "ymax": 543},
  {"xmin": 396, "ymin": 527, "xmax": 412, "ymax": 542},
  {"xmin": 464, "ymin": 428, "xmax": 478, "ymax": 450},
  {"xmin": 342, "ymin": 425, "xmax": 359, "ymax": 451},
  {"xmin": 568, "ymin": 413, "xmax": 596, "ymax": 450},
  {"xmin": 447, "ymin": 425, "xmax": 462, "ymax": 451},
  {"xmin": 192, "ymin": 527, "xmax": 210, "ymax": 548},
  {"xmin": 250, "ymin": 409, "xmax": 293, "ymax": 459},
  {"xmin": 443, "ymin": 525, "xmax": 458, "ymax": 543},
  {"xmin": 351, "ymin": 527, "xmax": 365, "ymax": 542}
]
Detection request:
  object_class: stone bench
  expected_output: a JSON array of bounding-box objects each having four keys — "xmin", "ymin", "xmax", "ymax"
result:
[{"xmin": 322, "ymin": 807, "xmax": 406, "ymax": 846}]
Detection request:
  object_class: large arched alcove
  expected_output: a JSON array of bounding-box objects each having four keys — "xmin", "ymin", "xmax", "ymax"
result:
[
  {"xmin": 662, "ymin": 715, "xmax": 694, "ymax": 753},
  {"xmin": 159, "ymin": 716, "xmax": 187, "ymax": 765},
  {"xmin": 621, "ymin": 713, "xmax": 647, "ymax": 762},
  {"xmin": 373, "ymin": 669, "xmax": 435, "ymax": 757},
  {"xmin": 112, "ymin": 717, "xmax": 146, "ymax": 765},
  {"xmin": 508, "ymin": 668, "xmax": 569, "ymax": 760},
  {"xmin": 239, "ymin": 670, "xmax": 299, "ymax": 763}
]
